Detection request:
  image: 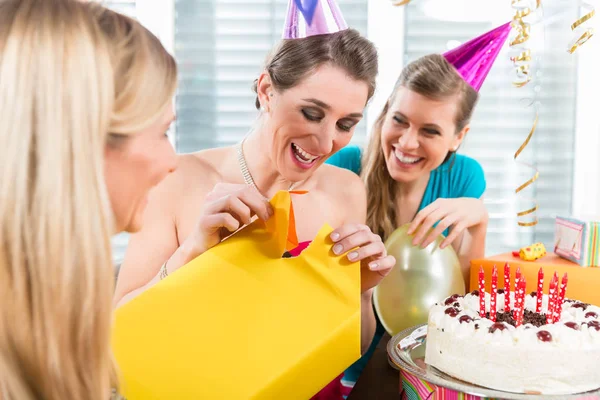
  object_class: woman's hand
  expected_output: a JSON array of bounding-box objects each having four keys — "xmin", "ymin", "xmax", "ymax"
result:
[
  {"xmin": 407, "ymin": 197, "xmax": 487, "ymax": 249},
  {"xmin": 181, "ymin": 183, "xmax": 273, "ymax": 261},
  {"xmin": 329, "ymin": 224, "xmax": 396, "ymax": 293}
]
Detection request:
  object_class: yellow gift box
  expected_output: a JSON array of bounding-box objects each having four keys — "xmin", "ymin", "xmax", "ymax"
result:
[
  {"xmin": 112, "ymin": 191, "xmax": 361, "ymax": 399},
  {"xmin": 470, "ymin": 253, "xmax": 600, "ymax": 306}
]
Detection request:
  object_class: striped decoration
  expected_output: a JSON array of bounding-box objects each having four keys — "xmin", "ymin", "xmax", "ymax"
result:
[
  {"xmin": 400, "ymin": 369, "xmax": 497, "ymax": 400},
  {"xmin": 586, "ymin": 222, "xmax": 599, "ymax": 267}
]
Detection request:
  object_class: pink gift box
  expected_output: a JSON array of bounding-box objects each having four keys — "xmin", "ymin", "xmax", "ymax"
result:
[{"xmin": 400, "ymin": 369, "xmax": 600, "ymax": 400}]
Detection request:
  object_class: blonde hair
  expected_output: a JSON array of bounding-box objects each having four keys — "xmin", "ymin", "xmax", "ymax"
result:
[
  {"xmin": 0, "ymin": 1, "xmax": 177, "ymax": 399},
  {"xmin": 362, "ymin": 54, "xmax": 478, "ymax": 241}
]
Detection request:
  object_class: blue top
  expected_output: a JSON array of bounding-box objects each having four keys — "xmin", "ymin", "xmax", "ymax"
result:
[{"xmin": 325, "ymin": 145, "xmax": 486, "ymax": 389}]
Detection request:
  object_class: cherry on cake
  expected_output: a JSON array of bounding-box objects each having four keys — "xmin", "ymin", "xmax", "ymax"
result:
[{"xmin": 423, "ymin": 264, "xmax": 600, "ymax": 395}]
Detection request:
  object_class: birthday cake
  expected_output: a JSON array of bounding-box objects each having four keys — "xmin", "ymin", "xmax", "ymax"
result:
[{"xmin": 424, "ymin": 267, "xmax": 600, "ymax": 395}]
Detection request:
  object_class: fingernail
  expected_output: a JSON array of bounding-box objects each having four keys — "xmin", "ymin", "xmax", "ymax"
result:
[
  {"xmin": 333, "ymin": 244, "xmax": 343, "ymax": 254},
  {"xmin": 330, "ymin": 232, "xmax": 340, "ymax": 241},
  {"xmin": 369, "ymin": 262, "xmax": 378, "ymax": 270},
  {"xmin": 348, "ymin": 251, "xmax": 358, "ymax": 261}
]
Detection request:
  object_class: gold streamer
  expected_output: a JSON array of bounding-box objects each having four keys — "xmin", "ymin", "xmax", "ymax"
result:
[
  {"xmin": 391, "ymin": 0, "xmax": 411, "ymax": 5},
  {"xmin": 568, "ymin": 4, "xmax": 595, "ymax": 54},
  {"xmin": 510, "ymin": 0, "xmax": 541, "ymax": 228},
  {"xmin": 513, "ymin": 113, "xmax": 540, "ymax": 227}
]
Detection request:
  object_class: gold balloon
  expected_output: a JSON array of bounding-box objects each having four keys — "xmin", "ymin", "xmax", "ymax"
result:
[{"xmin": 373, "ymin": 224, "xmax": 465, "ymax": 336}]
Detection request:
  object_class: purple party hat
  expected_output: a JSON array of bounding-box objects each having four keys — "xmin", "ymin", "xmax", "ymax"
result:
[
  {"xmin": 282, "ymin": 0, "xmax": 348, "ymax": 39},
  {"xmin": 443, "ymin": 22, "xmax": 512, "ymax": 92}
]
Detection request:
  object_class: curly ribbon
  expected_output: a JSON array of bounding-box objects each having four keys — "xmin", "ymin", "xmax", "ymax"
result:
[
  {"xmin": 510, "ymin": 0, "xmax": 541, "ymax": 227},
  {"xmin": 514, "ymin": 113, "xmax": 540, "ymax": 227},
  {"xmin": 509, "ymin": 0, "xmax": 540, "ymax": 87},
  {"xmin": 568, "ymin": 3, "xmax": 595, "ymax": 54}
]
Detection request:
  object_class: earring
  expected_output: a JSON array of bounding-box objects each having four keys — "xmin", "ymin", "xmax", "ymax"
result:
[
  {"xmin": 260, "ymin": 106, "xmax": 266, "ymax": 112},
  {"xmin": 269, "ymin": 93, "xmax": 273, "ymax": 97}
]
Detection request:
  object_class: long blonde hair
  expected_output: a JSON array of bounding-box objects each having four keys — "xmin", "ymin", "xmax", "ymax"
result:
[
  {"xmin": 0, "ymin": 1, "xmax": 177, "ymax": 399},
  {"xmin": 362, "ymin": 54, "xmax": 478, "ymax": 241}
]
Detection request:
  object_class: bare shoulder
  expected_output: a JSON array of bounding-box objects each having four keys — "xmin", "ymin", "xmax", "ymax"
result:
[
  {"xmin": 315, "ymin": 164, "xmax": 365, "ymax": 200},
  {"xmin": 158, "ymin": 148, "xmax": 231, "ymax": 198},
  {"xmin": 312, "ymin": 164, "xmax": 366, "ymax": 223}
]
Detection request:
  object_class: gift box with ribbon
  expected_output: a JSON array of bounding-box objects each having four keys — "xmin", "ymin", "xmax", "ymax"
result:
[
  {"xmin": 554, "ymin": 216, "xmax": 600, "ymax": 267},
  {"xmin": 112, "ymin": 191, "xmax": 361, "ymax": 399}
]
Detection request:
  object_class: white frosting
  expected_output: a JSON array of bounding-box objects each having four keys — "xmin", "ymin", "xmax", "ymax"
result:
[{"xmin": 424, "ymin": 292, "xmax": 600, "ymax": 395}]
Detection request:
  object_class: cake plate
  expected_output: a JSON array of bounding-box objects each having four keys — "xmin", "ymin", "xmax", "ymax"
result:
[{"xmin": 388, "ymin": 324, "xmax": 600, "ymax": 400}]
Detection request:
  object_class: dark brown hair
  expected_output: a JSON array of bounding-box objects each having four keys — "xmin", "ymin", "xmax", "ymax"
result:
[{"xmin": 253, "ymin": 28, "xmax": 378, "ymax": 108}]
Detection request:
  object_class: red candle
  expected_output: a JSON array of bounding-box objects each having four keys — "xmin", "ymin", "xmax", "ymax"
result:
[
  {"xmin": 490, "ymin": 265, "xmax": 498, "ymax": 322},
  {"xmin": 504, "ymin": 263, "xmax": 511, "ymax": 312},
  {"xmin": 478, "ymin": 266, "xmax": 486, "ymax": 317},
  {"xmin": 547, "ymin": 274, "xmax": 558, "ymax": 324},
  {"xmin": 555, "ymin": 273, "xmax": 568, "ymax": 322},
  {"xmin": 513, "ymin": 275, "xmax": 523, "ymax": 321},
  {"xmin": 551, "ymin": 272, "xmax": 559, "ymax": 322},
  {"xmin": 536, "ymin": 268, "xmax": 544, "ymax": 313},
  {"xmin": 516, "ymin": 278, "xmax": 527, "ymax": 326}
]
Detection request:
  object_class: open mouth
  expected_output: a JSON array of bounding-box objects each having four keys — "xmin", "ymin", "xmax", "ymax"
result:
[
  {"xmin": 394, "ymin": 150, "xmax": 423, "ymax": 166},
  {"xmin": 291, "ymin": 143, "xmax": 319, "ymax": 167}
]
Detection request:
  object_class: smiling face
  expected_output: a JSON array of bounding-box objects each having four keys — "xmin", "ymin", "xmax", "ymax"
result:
[
  {"xmin": 257, "ymin": 63, "xmax": 369, "ymax": 182},
  {"xmin": 381, "ymin": 86, "xmax": 468, "ymax": 184}
]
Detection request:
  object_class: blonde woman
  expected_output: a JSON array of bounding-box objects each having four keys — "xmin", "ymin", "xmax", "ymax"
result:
[{"xmin": 0, "ymin": 1, "xmax": 178, "ymax": 398}]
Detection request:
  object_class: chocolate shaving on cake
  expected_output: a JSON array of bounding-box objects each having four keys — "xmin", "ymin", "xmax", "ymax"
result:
[
  {"xmin": 471, "ymin": 290, "xmax": 480, "ymax": 296},
  {"xmin": 484, "ymin": 310, "xmax": 548, "ymax": 327},
  {"xmin": 523, "ymin": 310, "xmax": 547, "ymax": 327},
  {"xmin": 496, "ymin": 311, "xmax": 516, "ymax": 326},
  {"xmin": 497, "ymin": 288, "xmax": 505, "ymax": 294},
  {"xmin": 530, "ymin": 291, "xmax": 537, "ymax": 297},
  {"xmin": 453, "ymin": 302, "xmax": 460, "ymax": 308}
]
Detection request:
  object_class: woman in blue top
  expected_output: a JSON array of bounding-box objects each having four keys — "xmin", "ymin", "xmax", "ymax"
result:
[{"xmin": 327, "ymin": 53, "xmax": 489, "ymax": 392}]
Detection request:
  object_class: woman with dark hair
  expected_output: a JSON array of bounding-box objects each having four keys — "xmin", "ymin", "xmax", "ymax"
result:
[{"xmin": 115, "ymin": 1, "xmax": 394, "ymax": 398}]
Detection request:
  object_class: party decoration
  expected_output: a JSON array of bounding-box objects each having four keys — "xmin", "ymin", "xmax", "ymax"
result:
[
  {"xmin": 556, "ymin": 273, "xmax": 568, "ymax": 317},
  {"xmin": 442, "ymin": 22, "xmax": 512, "ymax": 92},
  {"xmin": 112, "ymin": 191, "xmax": 361, "ymax": 400},
  {"xmin": 391, "ymin": 0, "xmax": 412, "ymax": 5},
  {"xmin": 504, "ymin": 263, "xmax": 511, "ymax": 311},
  {"xmin": 568, "ymin": 2, "xmax": 595, "ymax": 54},
  {"xmin": 513, "ymin": 278, "xmax": 527, "ymax": 326},
  {"xmin": 490, "ymin": 265, "xmax": 498, "ymax": 322},
  {"xmin": 373, "ymin": 224, "xmax": 465, "ymax": 336},
  {"xmin": 547, "ymin": 272, "xmax": 558, "ymax": 323},
  {"xmin": 471, "ymin": 253, "xmax": 599, "ymax": 305},
  {"xmin": 554, "ymin": 216, "xmax": 600, "ymax": 267},
  {"xmin": 519, "ymin": 242, "xmax": 547, "ymax": 261},
  {"xmin": 293, "ymin": 0, "xmax": 318, "ymax": 25},
  {"xmin": 282, "ymin": 0, "xmax": 347, "ymax": 39},
  {"xmin": 513, "ymin": 112, "xmax": 540, "ymax": 227},
  {"xmin": 478, "ymin": 266, "xmax": 486, "ymax": 317},
  {"xmin": 509, "ymin": 0, "xmax": 542, "ymax": 228},
  {"xmin": 401, "ymin": 368, "xmax": 504, "ymax": 400},
  {"xmin": 536, "ymin": 268, "xmax": 543, "ymax": 312}
]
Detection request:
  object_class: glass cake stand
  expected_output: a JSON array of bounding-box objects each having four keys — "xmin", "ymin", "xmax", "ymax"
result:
[{"xmin": 387, "ymin": 324, "xmax": 600, "ymax": 400}]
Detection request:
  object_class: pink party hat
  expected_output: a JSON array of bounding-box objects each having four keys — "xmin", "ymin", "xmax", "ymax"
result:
[
  {"xmin": 443, "ymin": 22, "xmax": 512, "ymax": 92},
  {"xmin": 282, "ymin": 0, "xmax": 348, "ymax": 39}
]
